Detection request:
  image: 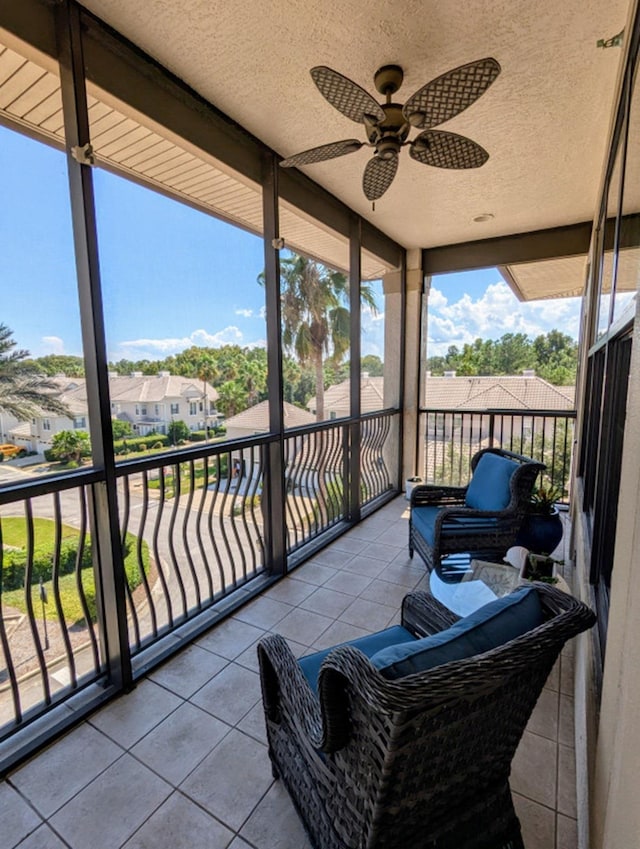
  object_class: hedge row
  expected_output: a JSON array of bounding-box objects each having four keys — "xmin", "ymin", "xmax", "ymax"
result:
[
  {"xmin": 189, "ymin": 426, "xmax": 227, "ymax": 441},
  {"xmin": 1, "ymin": 533, "xmax": 149, "ymax": 592},
  {"xmin": 113, "ymin": 433, "xmax": 170, "ymax": 455}
]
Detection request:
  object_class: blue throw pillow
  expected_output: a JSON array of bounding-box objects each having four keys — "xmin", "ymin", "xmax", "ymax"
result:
[
  {"xmin": 465, "ymin": 452, "xmax": 518, "ymax": 511},
  {"xmin": 370, "ymin": 586, "xmax": 543, "ymax": 680}
]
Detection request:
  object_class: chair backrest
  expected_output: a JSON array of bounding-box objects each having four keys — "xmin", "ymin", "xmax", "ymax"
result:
[
  {"xmin": 316, "ymin": 585, "xmax": 594, "ymax": 848},
  {"xmin": 467, "ymin": 447, "xmax": 545, "ymax": 512}
]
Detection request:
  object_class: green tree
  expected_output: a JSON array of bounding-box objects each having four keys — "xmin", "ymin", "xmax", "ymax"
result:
[
  {"xmin": 49, "ymin": 430, "xmax": 91, "ymax": 464},
  {"xmin": 25, "ymin": 354, "xmax": 85, "ymax": 377},
  {"xmin": 0, "ymin": 325, "xmax": 72, "ymax": 420},
  {"xmin": 426, "ymin": 330, "xmax": 577, "ymax": 385},
  {"xmin": 266, "ymin": 254, "xmax": 377, "ymax": 421},
  {"xmin": 532, "ymin": 330, "xmax": 577, "ymax": 385},
  {"xmin": 111, "ymin": 419, "xmax": 133, "ymax": 440},
  {"xmin": 217, "ymin": 380, "xmax": 247, "ymax": 418},
  {"xmin": 361, "ymin": 354, "xmax": 384, "ymax": 376},
  {"xmin": 167, "ymin": 419, "xmax": 190, "ymax": 444}
]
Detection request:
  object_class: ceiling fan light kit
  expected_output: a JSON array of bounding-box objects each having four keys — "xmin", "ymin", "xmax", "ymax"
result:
[{"xmin": 280, "ymin": 57, "xmax": 501, "ymax": 201}]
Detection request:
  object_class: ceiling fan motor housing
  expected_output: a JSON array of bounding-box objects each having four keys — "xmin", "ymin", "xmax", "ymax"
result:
[{"xmin": 374, "ymin": 103, "xmax": 410, "ymax": 159}]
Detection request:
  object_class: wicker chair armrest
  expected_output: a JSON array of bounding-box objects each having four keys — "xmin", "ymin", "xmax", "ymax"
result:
[
  {"xmin": 402, "ymin": 590, "xmax": 460, "ymax": 636},
  {"xmin": 436, "ymin": 505, "xmax": 517, "ymax": 529},
  {"xmin": 257, "ymin": 634, "xmax": 324, "ymax": 747},
  {"xmin": 410, "ymin": 485, "xmax": 467, "ymax": 508},
  {"xmin": 321, "ymin": 585, "xmax": 596, "ymax": 720}
]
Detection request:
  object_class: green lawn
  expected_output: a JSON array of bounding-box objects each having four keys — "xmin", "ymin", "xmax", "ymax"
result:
[
  {"xmin": 4, "ymin": 569, "xmax": 97, "ymax": 626},
  {"xmin": 2, "ymin": 518, "xmax": 150, "ymax": 627},
  {"xmin": 2, "ymin": 516, "xmax": 80, "ymax": 549}
]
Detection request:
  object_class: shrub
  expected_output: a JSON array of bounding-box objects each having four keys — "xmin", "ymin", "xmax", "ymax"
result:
[
  {"xmin": 113, "ymin": 433, "xmax": 169, "ymax": 454},
  {"xmin": 2, "ymin": 539, "xmax": 93, "ymax": 592},
  {"xmin": 1, "ymin": 530, "xmax": 150, "ymax": 626},
  {"xmin": 167, "ymin": 420, "xmax": 190, "ymax": 444}
]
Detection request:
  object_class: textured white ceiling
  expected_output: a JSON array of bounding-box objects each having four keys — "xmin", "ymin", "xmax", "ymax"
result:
[{"xmin": 81, "ymin": 0, "xmax": 629, "ymax": 251}]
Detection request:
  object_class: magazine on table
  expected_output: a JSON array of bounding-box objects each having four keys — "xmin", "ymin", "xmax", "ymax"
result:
[{"xmin": 464, "ymin": 560, "xmax": 521, "ymax": 596}]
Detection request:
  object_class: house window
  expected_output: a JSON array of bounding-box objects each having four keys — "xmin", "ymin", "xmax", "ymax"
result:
[
  {"xmin": 42, "ymin": 419, "xmax": 51, "ymax": 431},
  {"xmin": 140, "ymin": 406, "xmax": 147, "ymax": 416},
  {"xmin": 155, "ymin": 405, "xmax": 160, "ymax": 415},
  {"xmin": 190, "ymin": 402, "xmax": 197, "ymax": 416},
  {"xmin": 73, "ymin": 417, "xmax": 86, "ymax": 429},
  {"xmin": 171, "ymin": 403, "xmax": 179, "ymax": 415},
  {"xmin": 135, "ymin": 406, "xmax": 140, "ymax": 416}
]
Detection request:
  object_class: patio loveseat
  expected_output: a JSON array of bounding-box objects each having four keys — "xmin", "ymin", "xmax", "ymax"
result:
[
  {"xmin": 258, "ymin": 584, "xmax": 595, "ymax": 849},
  {"xmin": 409, "ymin": 447, "xmax": 545, "ymax": 572}
]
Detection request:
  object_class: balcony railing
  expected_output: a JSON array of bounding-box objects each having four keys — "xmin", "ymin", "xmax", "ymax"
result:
[
  {"xmin": 419, "ymin": 407, "xmax": 576, "ymax": 502},
  {"xmin": 0, "ymin": 411, "xmax": 399, "ymax": 768}
]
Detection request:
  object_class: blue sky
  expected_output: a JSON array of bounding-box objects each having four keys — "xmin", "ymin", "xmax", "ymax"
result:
[{"xmin": 1, "ymin": 124, "xmax": 582, "ymax": 363}]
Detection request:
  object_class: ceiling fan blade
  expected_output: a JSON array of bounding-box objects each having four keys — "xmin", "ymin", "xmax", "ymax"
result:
[
  {"xmin": 280, "ymin": 139, "xmax": 363, "ymax": 168},
  {"xmin": 410, "ymin": 130, "xmax": 489, "ymax": 169},
  {"xmin": 311, "ymin": 66, "xmax": 385, "ymax": 124},
  {"xmin": 403, "ymin": 57, "xmax": 500, "ymax": 129},
  {"xmin": 363, "ymin": 153, "xmax": 398, "ymax": 201}
]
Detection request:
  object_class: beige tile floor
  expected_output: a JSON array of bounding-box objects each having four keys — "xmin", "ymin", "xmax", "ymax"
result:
[{"xmin": 3, "ymin": 498, "xmax": 578, "ymax": 849}]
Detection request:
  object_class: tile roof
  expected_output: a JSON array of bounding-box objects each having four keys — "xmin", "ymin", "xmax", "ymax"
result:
[
  {"xmin": 424, "ymin": 376, "xmax": 575, "ymax": 410},
  {"xmin": 48, "ymin": 374, "xmax": 219, "ymax": 408},
  {"xmin": 223, "ymin": 400, "xmax": 315, "ymax": 431},
  {"xmin": 308, "ymin": 374, "xmax": 575, "ymax": 414}
]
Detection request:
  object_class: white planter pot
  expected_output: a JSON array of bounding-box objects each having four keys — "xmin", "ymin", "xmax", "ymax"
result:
[{"xmin": 405, "ymin": 477, "xmax": 424, "ymax": 500}]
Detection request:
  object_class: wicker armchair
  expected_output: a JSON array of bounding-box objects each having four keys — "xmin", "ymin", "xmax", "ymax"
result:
[
  {"xmin": 258, "ymin": 585, "xmax": 595, "ymax": 849},
  {"xmin": 409, "ymin": 447, "xmax": 545, "ymax": 572}
]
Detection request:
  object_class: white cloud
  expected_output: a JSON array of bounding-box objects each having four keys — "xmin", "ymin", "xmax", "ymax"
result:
[
  {"xmin": 235, "ymin": 308, "xmax": 253, "ymax": 318},
  {"xmin": 361, "ymin": 308, "xmax": 386, "ymax": 357},
  {"xmin": 113, "ymin": 326, "xmax": 245, "ymax": 360},
  {"xmin": 41, "ymin": 335, "xmax": 65, "ymax": 355},
  {"xmin": 427, "ymin": 282, "xmax": 582, "ymax": 356},
  {"xmin": 428, "ymin": 288, "xmax": 448, "ymax": 309}
]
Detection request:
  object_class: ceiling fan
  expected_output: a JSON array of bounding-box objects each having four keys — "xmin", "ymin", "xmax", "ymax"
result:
[{"xmin": 280, "ymin": 58, "xmax": 501, "ymax": 201}]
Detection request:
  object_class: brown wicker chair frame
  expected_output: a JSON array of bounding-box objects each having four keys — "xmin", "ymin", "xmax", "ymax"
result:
[
  {"xmin": 409, "ymin": 447, "xmax": 545, "ymax": 572},
  {"xmin": 258, "ymin": 585, "xmax": 595, "ymax": 849}
]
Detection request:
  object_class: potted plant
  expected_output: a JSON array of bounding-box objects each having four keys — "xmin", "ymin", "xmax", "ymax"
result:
[
  {"xmin": 516, "ymin": 480, "xmax": 564, "ymax": 555},
  {"xmin": 405, "ymin": 475, "xmax": 424, "ymax": 500},
  {"xmin": 521, "ymin": 552, "xmax": 560, "ymax": 584}
]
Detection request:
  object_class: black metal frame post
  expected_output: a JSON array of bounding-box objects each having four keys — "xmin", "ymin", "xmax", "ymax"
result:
[
  {"xmin": 56, "ymin": 0, "xmax": 131, "ymax": 690},
  {"xmin": 397, "ymin": 250, "xmax": 407, "ymax": 488},
  {"xmin": 348, "ymin": 216, "xmax": 362, "ymax": 523},
  {"xmin": 261, "ymin": 152, "xmax": 287, "ymax": 575}
]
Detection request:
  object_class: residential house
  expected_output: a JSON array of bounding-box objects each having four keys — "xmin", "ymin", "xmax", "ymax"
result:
[
  {"xmin": 223, "ymin": 400, "xmax": 315, "ymax": 440},
  {"xmin": 307, "ymin": 373, "xmax": 386, "ymax": 417},
  {"xmin": 7, "ymin": 373, "xmax": 219, "ymax": 453}
]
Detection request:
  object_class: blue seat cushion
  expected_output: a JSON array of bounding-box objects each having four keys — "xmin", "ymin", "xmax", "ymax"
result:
[
  {"xmin": 412, "ymin": 505, "xmax": 498, "ymax": 546},
  {"xmin": 298, "ymin": 625, "xmax": 416, "ymax": 693},
  {"xmin": 465, "ymin": 452, "xmax": 519, "ymax": 511},
  {"xmin": 411, "ymin": 505, "xmax": 440, "ymax": 545},
  {"xmin": 370, "ymin": 586, "xmax": 543, "ymax": 680}
]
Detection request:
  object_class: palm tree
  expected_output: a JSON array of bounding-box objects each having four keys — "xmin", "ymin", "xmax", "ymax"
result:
[
  {"xmin": 0, "ymin": 324, "xmax": 72, "ymax": 420},
  {"xmin": 278, "ymin": 255, "xmax": 377, "ymax": 421}
]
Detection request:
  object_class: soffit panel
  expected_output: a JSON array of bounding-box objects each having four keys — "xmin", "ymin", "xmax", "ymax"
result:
[
  {"xmin": 0, "ymin": 32, "xmax": 391, "ymax": 280},
  {"xmin": 502, "ymin": 241, "xmax": 640, "ymax": 301},
  {"xmin": 80, "ymin": 0, "xmax": 630, "ymax": 253}
]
